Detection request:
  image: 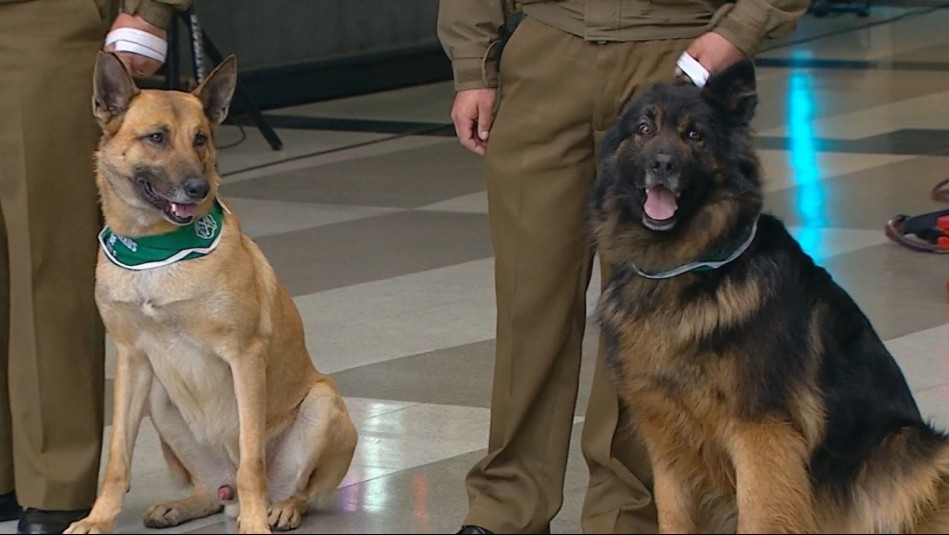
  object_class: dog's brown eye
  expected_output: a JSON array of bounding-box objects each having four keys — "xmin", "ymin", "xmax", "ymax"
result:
[
  {"xmin": 687, "ymin": 129, "xmax": 702, "ymax": 142},
  {"xmin": 194, "ymin": 133, "xmax": 208, "ymax": 148},
  {"xmin": 146, "ymin": 132, "xmax": 164, "ymax": 144},
  {"xmin": 637, "ymin": 124, "xmax": 652, "ymax": 136}
]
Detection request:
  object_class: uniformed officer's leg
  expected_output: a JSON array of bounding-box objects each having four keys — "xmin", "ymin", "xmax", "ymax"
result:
[
  {"xmin": 462, "ymin": 17, "xmax": 602, "ymax": 534},
  {"xmin": 0, "ymin": 200, "xmax": 16, "ymax": 521},
  {"xmin": 580, "ymin": 37, "xmax": 692, "ymax": 534},
  {"xmin": 0, "ymin": 0, "xmax": 106, "ymax": 519}
]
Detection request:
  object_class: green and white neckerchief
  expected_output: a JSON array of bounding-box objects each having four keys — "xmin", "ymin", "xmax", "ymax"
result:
[
  {"xmin": 98, "ymin": 199, "xmax": 229, "ymax": 271},
  {"xmin": 628, "ymin": 216, "xmax": 759, "ymax": 280}
]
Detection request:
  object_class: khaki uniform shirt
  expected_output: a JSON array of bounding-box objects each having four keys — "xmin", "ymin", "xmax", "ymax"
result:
[{"xmin": 438, "ymin": 0, "xmax": 809, "ymax": 91}]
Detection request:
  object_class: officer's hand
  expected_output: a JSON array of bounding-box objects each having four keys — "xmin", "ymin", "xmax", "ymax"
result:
[
  {"xmin": 450, "ymin": 88, "xmax": 497, "ymax": 156},
  {"xmin": 686, "ymin": 32, "xmax": 745, "ymax": 75}
]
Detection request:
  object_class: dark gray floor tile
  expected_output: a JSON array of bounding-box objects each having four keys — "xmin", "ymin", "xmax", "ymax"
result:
[
  {"xmin": 254, "ymin": 210, "xmax": 493, "ymax": 296},
  {"xmin": 222, "ymin": 142, "xmax": 485, "ymax": 208}
]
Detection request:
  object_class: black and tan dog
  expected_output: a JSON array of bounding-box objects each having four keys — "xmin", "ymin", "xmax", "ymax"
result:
[
  {"xmin": 64, "ymin": 53, "xmax": 358, "ymax": 534},
  {"xmin": 590, "ymin": 59, "xmax": 949, "ymax": 533}
]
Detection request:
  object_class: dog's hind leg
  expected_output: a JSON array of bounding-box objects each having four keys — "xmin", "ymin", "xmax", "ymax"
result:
[
  {"xmin": 143, "ymin": 383, "xmax": 231, "ymax": 529},
  {"xmin": 888, "ymin": 435, "xmax": 949, "ymax": 534},
  {"xmin": 841, "ymin": 426, "xmax": 949, "ymax": 533},
  {"xmin": 914, "ymin": 480, "xmax": 949, "ymax": 534},
  {"xmin": 265, "ymin": 380, "xmax": 357, "ymax": 532}
]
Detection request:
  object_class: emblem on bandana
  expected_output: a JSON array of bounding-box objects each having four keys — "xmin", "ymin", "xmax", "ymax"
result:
[{"xmin": 194, "ymin": 214, "xmax": 218, "ymax": 239}]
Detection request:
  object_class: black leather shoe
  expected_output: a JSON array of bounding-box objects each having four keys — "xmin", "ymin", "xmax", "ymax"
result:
[
  {"xmin": 0, "ymin": 490, "xmax": 21, "ymax": 522},
  {"xmin": 457, "ymin": 526, "xmax": 494, "ymax": 535},
  {"xmin": 16, "ymin": 508, "xmax": 90, "ymax": 534}
]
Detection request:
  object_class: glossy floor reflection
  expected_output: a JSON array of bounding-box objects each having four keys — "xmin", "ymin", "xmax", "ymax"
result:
[{"xmin": 4, "ymin": 5, "xmax": 949, "ymax": 534}]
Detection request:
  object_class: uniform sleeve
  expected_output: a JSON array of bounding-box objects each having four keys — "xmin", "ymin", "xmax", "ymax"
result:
[
  {"xmin": 121, "ymin": 0, "xmax": 193, "ymax": 30},
  {"xmin": 712, "ymin": 0, "xmax": 810, "ymax": 56},
  {"xmin": 437, "ymin": 0, "xmax": 507, "ymax": 91}
]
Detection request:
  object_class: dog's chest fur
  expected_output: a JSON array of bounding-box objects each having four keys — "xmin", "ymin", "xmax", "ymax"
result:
[
  {"xmin": 597, "ymin": 269, "xmax": 763, "ymax": 426},
  {"xmin": 96, "ymin": 257, "xmax": 240, "ymax": 448}
]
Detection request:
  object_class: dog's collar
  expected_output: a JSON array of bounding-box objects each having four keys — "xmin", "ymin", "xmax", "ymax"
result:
[
  {"xmin": 98, "ymin": 199, "xmax": 228, "ymax": 271},
  {"xmin": 627, "ymin": 216, "xmax": 759, "ymax": 280}
]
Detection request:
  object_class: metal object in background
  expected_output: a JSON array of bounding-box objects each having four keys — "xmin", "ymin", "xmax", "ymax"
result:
[{"xmin": 165, "ymin": 3, "xmax": 284, "ymax": 151}]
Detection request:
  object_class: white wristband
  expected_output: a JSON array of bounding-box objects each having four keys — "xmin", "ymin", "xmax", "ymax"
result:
[
  {"xmin": 105, "ymin": 28, "xmax": 168, "ymax": 63},
  {"xmin": 675, "ymin": 52, "xmax": 710, "ymax": 88}
]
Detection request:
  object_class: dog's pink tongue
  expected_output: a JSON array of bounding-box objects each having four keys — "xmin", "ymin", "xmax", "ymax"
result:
[
  {"xmin": 171, "ymin": 203, "xmax": 198, "ymax": 219},
  {"xmin": 644, "ymin": 186, "xmax": 678, "ymax": 221}
]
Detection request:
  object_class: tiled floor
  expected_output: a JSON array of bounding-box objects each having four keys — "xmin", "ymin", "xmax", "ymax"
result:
[{"xmin": 8, "ymin": 4, "xmax": 949, "ymax": 534}]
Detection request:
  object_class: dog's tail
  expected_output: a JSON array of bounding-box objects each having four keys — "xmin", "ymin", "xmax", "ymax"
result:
[{"xmin": 843, "ymin": 423, "xmax": 949, "ymax": 533}]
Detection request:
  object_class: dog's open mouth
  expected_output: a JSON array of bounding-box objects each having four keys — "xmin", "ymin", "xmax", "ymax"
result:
[
  {"xmin": 642, "ymin": 185, "xmax": 681, "ymax": 231},
  {"xmin": 137, "ymin": 178, "xmax": 200, "ymax": 225}
]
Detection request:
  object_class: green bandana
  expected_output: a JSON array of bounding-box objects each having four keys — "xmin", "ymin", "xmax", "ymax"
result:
[
  {"xmin": 628, "ymin": 216, "xmax": 759, "ymax": 279},
  {"xmin": 98, "ymin": 199, "xmax": 228, "ymax": 270}
]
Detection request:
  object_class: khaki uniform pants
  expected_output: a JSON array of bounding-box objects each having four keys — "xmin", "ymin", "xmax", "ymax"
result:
[
  {"xmin": 463, "ymin": 16, "xmax": 690, "ymax": 534},
  {"xmin": 0, "ymin": 0, "xmax": 107, "ymax": 510}
]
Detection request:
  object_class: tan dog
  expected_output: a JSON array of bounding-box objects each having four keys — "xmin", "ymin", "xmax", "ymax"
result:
[{"xmin": 65, "ymin": 52, "xmax": 358, "ymax": 535}]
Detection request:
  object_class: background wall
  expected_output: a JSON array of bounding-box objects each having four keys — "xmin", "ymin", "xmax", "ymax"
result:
[{"xmin": 188, "ymin": 0, "xmax": 451, "ymax": 110}]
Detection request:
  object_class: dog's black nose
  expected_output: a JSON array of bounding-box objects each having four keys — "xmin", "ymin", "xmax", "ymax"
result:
[
  {"xmin": 652, "ymin": 154, "xmax": 678, "ymax": 175},
  {"xmin": 183, "ymin": 178, "xmax": 210, "ymax": 200}
]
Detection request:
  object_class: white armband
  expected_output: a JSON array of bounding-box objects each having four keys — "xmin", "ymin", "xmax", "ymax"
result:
[
  {"xmin": 675, "ymin": 52, "xmax": 710, "ymax": 88},
  {"xmin": 105, "ymin": 28, "xmax": 168, "ymax": 63}
]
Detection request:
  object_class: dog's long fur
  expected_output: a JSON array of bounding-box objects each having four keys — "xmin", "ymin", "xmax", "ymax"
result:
[
  {"xmin": 590, "ymin": 59, "xmax": 949, "ymax": 534},
  {"xmin": 65, "ymin": 53, "xmax": 357, "ymax": 535}
]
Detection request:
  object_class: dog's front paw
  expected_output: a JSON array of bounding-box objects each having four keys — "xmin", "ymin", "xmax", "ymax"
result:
[
  {"xmin": 143, "ymin": 496, "xmax": 223, "ymax": 529},
  {"xmin": 267, "ymin": 499, "xmax": 305, "ymax": 531},
  {"xmin": 237, "ymin": 514, "xmax": 272, "ymax": 534},
  {"xmin": 143, "ymin": 502, "xmax": 189, "ymax": 528},
  {"xmin": 64, "ymin": 518, "xmax": 112, "ymax": 534}
]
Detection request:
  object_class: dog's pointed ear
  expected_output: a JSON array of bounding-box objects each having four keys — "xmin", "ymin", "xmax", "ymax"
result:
[
  {"xmin": 193, "ymin": 55, "xmax": 237, "ymax": 126},
  {"xmin": 93, "ymin": 51, "xmax": 139, "ymax": 124},
  {"xmin": 702, "ymin": 58, "xmax": 757, "ymax": 125}
]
